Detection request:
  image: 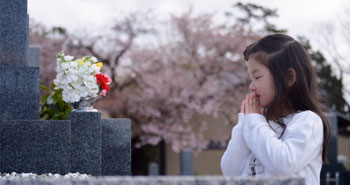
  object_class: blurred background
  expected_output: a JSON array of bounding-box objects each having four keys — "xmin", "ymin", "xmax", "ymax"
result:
[{"xmin": 29, "ymin": 0, "xmax": 350, "ymax": 179}]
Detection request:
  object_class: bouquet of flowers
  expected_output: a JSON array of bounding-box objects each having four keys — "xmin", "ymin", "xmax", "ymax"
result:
[{"xmin": 53, "ymin": 51, "xmax": 112, "ymax": 103}]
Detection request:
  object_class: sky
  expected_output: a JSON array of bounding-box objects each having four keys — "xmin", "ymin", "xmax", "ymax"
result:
[
  {"xmin": 28, "ymin": 0, "xmax": 350, "ymax": 102},
  {"xmin": 27, "ymin": 0, "xmax": 350, "ymax": 37}
]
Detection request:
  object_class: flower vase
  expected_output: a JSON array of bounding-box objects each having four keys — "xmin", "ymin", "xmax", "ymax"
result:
[{"xmin": 71, "ymin": 96, "xmax": 100, "ymax": 112}]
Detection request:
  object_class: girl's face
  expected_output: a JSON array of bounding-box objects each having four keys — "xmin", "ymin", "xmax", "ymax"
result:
[{"xmin": 247, "ymin": 58, "xmax": 276, "ymax": 108}]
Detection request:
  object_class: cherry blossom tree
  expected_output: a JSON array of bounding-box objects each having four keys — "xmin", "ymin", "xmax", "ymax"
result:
[
  {"xmin": 31, "ymin": 11, "xmax": 256, "ymax": 153},
  {"xmin": 93, "ymin": 11, "xmax": 255, "ymax": 152}
]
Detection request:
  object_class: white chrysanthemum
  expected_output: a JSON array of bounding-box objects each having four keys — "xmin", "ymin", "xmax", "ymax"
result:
[
  {"xmin": 53, "ymin": 53, "xmax": 106, "ymax": 103},
  {"xmin": 91, "ymin": 57, "xmax": 98, "ymax": 63},
  {"xmin": 70, "ymin": 61, "xmax": 78, "ymax": 68},
  {"xmin": 60, "ymin": 62, "xmax": 70, "ymax": 70},
  {"xmin": 64, "ymin": 55, "xmax": 74, "ymax": 61},
  {"xmin": 90, "ymin": 64, "xmax": 100, "ymax": 74}
]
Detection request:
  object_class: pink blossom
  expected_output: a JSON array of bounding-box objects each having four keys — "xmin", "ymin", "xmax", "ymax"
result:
[
  {"xmin": 100, "ymin": 89, "xmax": 107, "ymax": 96},
  {"xmin": 32, "ymin": 11, "xmax": 254, "ymax": 153}
]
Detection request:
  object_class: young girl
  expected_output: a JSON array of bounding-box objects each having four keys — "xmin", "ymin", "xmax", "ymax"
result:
[{"xmin": 221, "ymin": 34, "xmax": 330, "ymax": 185}]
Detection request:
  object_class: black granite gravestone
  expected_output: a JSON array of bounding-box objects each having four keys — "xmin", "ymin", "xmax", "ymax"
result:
[
  {"xmin": 0, "ymin": 0, "xmax": 131, "ymax": 175},
  {"xmin": 180, "ymin": 149, "xmax": 193, "ymax": 175},
  {"xmin": 102, "ymin": 119, "xmax": 131, "ymax": 175},
  {"xmin": 0, "ymin": 0, "xmax": 39, "ymax": 120},
  {"xmin": 0, "ymin": 0, "xmax": 71, "ymax": 174}
]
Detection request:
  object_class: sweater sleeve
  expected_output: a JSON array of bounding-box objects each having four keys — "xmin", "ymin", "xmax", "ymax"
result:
[
  {"xmin": 242, "ymin": 111, "xmax": 324, "ymax": 175},
  {"xmin": 221, "ymin": 113, "xmax": 251, "ymax": 176}
]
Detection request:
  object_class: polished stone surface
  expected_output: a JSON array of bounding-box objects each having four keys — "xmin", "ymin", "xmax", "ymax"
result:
[
  {"xmin": 0, "ymin": 120, "xmax": 71, "ymax": 174},
  {"xmin": 0, "ymin": 0, "xmax": 28, "ymax": 66},
  {"xmin": 0, "ymin": 67, "xmax": 40, "ymax": 121},
  {"xmin": 70, "ymin": 111, "xmax": 101, "ymax": 176},
  {"xmin": 102, "ymin": 118, "xmax": 131, "ymax": 175},
  {"xmin": 28, "ymin": 45, "xmax": 40, "ymax": 67}
]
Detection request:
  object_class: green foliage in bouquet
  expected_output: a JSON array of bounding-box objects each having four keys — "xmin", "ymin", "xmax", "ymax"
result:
[{"xmin": 40, "ymin": 83, "xmax": 72, "ymax": 120}]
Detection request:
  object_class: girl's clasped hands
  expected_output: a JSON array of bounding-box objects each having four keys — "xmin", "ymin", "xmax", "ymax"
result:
[{"xmin": 240, "ymin": 92, "xmax": 262, "ymax": 114}]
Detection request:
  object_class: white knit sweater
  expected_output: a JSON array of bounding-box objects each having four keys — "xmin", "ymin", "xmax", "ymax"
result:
[{"xmin": 221, "ymin": 111, "xmax": 324, "ymax": 185}]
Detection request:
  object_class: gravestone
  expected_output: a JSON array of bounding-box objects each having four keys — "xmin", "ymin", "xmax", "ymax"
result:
[
  {"xmin": 326, "ymin": 113, "xmax": 338, "ymax": 164},
  {"xmin": 0, "ymin": 0, "xmax": 131, "ymax": 176},
  {"xmin": 148, "ymin": 163, "xmax": 159, "ymax": 176},
  {"xmin": 180, "ymin": 149, "xmax": 193, "ymax": 175},
  {"xmin": 0, "ymin": 0, "xmax": 71, "ymax": 174},
  {"xmin": 320, "ymin": 113, "xmax": 346, "ymax": 185},
  {"xmin": 0, "ymin": 0, "xmax": 38, "ymax": 120}
]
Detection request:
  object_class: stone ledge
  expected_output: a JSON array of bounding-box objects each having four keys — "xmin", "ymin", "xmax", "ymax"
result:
[{"xmin": 0, "ymin": 176, "xmax": 305, "ymax": 185}]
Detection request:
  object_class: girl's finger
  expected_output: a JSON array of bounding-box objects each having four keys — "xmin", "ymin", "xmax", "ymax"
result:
[
  {"xmin": 240, "ymin": 100, "xmax": 245, "ymax": 113},
  {"xmin": 252, "ymin": 93, "xmax": 255, "ymax": 106},
  {"xmin": 246, "ymin": 94, "xmax": 250, "ymax": 105},
  {"xmin": 245, "ymin": 99, "xmax": 249, "ymax": 114},
  {"xmin": 255, "ymin": 96, "xmax": 260, "ymax": 112},
  {"xmin": 244, "ymin": 100, "xmax": 246, "ymax": 113},
  {"xmin": 249, "ymin": 93, "xmax": 253, "ymax": 105}
]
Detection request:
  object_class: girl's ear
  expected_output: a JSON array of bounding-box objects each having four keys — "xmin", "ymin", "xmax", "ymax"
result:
[{"xmin": 287, "ymin": 68, "xmax": 296, "ymax": 87}]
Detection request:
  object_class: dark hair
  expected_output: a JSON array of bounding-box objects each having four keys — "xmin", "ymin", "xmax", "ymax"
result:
[{"xmin": 243, "ymin": 33, "xmax": 330, "ymax": 164}]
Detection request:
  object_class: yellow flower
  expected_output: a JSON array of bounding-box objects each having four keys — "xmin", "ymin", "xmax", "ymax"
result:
[
  {"xmin": 76, "ymin": 59, "xmax": 84, "ymax": 66},
  {"xmin": 96, "ymin": 62, "xmax": 103, "ymax": 69},
  {"xmin": 82, "ymin": 56, "xmax": 88, "ymax": 63}
]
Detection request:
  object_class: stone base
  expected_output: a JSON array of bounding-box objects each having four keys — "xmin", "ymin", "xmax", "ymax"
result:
[
  {"xmin": 0, "ymin": 113, "xmax": 132, "ymax": 176},
  {"xmin": 102, "ymin": 119, "xmax": 131, "ymax": 175},
  {"xmin": 69, "ymin": 111, "xmax": 101, "ymax": 176},
  {"xmin": 0, "ymin": 120, "xmax": 71, "ymax": 174}
]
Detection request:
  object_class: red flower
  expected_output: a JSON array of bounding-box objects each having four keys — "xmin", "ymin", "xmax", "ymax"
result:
[{"xmin": 95, "ymin": 73, "xmax": 112, "ymax": 92}]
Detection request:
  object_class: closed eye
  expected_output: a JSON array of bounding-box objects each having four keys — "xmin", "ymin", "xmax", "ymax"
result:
[{"xmin": 255, "ymin": 76, "xmax": 262, "ymax": 80}]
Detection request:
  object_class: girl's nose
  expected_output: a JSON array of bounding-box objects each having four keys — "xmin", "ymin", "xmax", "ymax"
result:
[{"xmin": 249, "ymin": 83, "xmax": 256, "ymax": 92}]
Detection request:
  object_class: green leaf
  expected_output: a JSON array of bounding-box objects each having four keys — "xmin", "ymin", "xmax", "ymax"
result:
[
  {"xmin": 40, "ymin": 84, "xmax": 49, "ymax": 91},
  {"xmin": 57, "ymin": 100, "xmax": 65, "ymax": 111},
  {"xmin": 41, "ymin": 94, "xmax": 49, "ymax": 104},
  {"xmin": 51, "ymin": 83, "xmax": 57, "ymax": 91},
  {"xmin": 41, "ymin": 114, "xmax": 49, "ymax": 120},
  {"xmin": 40, "ymin": 82, "xmax": 73, "ymax": 120}
]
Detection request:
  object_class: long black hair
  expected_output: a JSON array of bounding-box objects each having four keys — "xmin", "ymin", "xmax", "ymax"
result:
[{"xmin": 243, "ymin": 33, "xmax": 330, "ymax": 164}]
